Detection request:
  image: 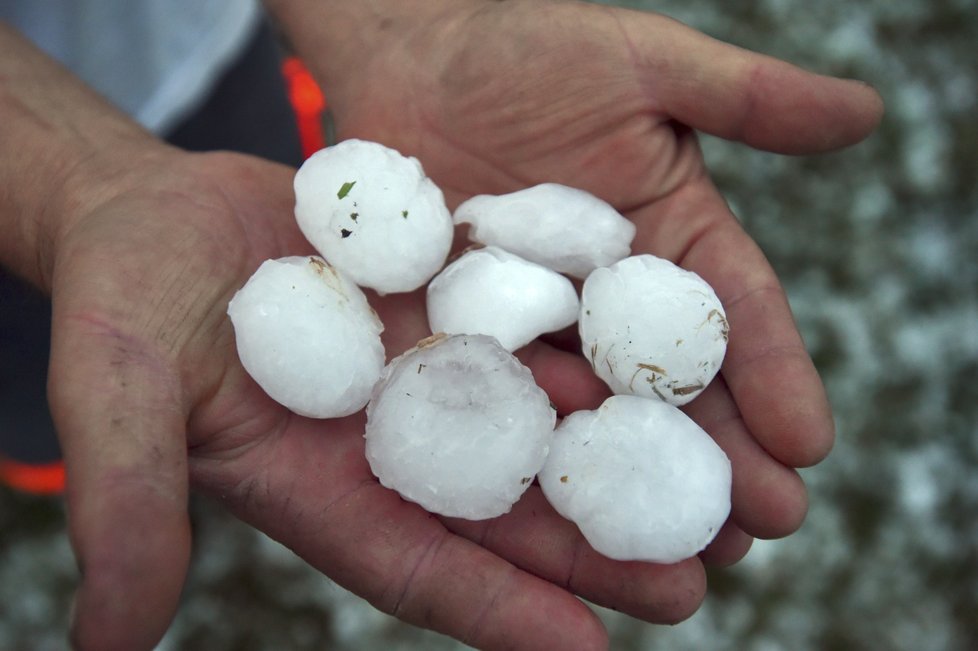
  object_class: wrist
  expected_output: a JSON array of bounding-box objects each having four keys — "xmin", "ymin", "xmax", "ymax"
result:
[{"xmin": 0, "ymin": 22, "xmax": 162, "ymax": 291}]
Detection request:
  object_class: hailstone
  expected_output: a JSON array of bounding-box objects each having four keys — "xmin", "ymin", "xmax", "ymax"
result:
[
  {"xmin": 227, "ymin": 256, "xmax": 385, "ymax": 418},
  {"xmin": 365, "ymin": 334, "xmax": 556, "ymax": 520},
  {"xmin": 539, "ymin": 395, "xmax": 731, "ymax": 563},
  {"xmin": 294, "ymin": 139, "xmax": 454, "ymax": 294},
  {"xmin": 453, "ymin": 183, "xmax": 636, "ymax": 278},
  {"xmin": 580, "ymin": 254, "xmax": 728, "ymax": 406},
  {"xmin": 426, "ymin": 246, "xmax": 580, "ymax": 352}
]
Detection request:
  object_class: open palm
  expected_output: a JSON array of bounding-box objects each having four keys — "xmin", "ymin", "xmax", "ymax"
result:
[
  {"xmin": 293, "ymin": 0, "xmax": 881, "ymax": 643},
  {"xmin": 50, "ymin": 150, "xmax": 646, "ymax": 651},
  {"xmin": 319, "ymin": 0, "xmax": 882, "ymax": 552},
  {"xmin": 52, "ymin": 3, "xmax": 882, "ymax": 650}
]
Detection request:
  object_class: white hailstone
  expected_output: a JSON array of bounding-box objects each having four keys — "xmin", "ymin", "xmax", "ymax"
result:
[
  {"xmin": 579, "ymin": 254, "xmax": 728, "ymax": 406},
  {"xmin": 227, "ymin": 256, "xmax": 385, "ymax": 418},
  {"xmin": 365, "ymin": 334, "xmax": 556, "ymax": 520},
  {"xmin": 454, "ymin": 183, "xmax": 636, "ymax": 278},
  {"xmin": 426, "ymin": 246, "xmax": 580, "ymax": 352},
  {"xmin": 293, "ymin": 139, "xmax": 454, "ymax": 294},
  {"xmin": 539, "ymin": 395, "xmax": 731, "ymax": 563}
]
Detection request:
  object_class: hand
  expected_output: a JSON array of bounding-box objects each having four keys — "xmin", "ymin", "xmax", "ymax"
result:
[
  {"xmin": 315, "ymin": 0, "xmax": 882, "ymax": 535},
  {"xmin": 263, "ymin": 0, "xmax": 884, "ymax": 644},
  {"xmin": 47, "ymin": 147, "xmax": 615, "ymax": 650},
  {"xmin": 2, "ymin": 11, "xmax": 703, "ymax": 648},
  {"xmin": 45, "ymin": 149, "xmax": 300, "ymax": 649},
  {"xmin": 47, "ymin": 3, "xmax": 885, "ymax": 650}
]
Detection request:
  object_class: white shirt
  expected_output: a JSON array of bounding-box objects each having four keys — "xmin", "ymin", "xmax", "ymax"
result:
[{"xmin": 0, "ymin": 0, "xmax": 261, "ymax": 134}]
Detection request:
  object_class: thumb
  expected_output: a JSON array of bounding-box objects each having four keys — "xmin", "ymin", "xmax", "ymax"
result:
[
  {"xmin": 625, "ymin": 11, "xmax": 884, "ymax": 153},
  {"xmin": 49, "ymin": 301, "xmax": 191, "ymax": 651}
]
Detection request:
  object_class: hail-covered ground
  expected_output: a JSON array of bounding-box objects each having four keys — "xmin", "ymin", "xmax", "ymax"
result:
[{"xmin": 2, "ymin": 0, "xmax": 976, "ymax": 649}]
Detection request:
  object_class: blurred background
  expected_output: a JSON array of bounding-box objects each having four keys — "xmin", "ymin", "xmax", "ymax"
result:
[{"xmin": 2, "ymin": 0, "xmax": 976, "ymax": 649}]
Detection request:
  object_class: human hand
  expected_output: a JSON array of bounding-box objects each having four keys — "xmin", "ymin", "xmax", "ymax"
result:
[
  {"xmin": 43, "ymin": 148, "xmax": 303, "ymax": 649},
  {"xmin": 37, "ymin": 2, "xmax": 886, "ymax": 647},
  {"xmin": 1, "ymin": 14, "xmax": 715, "ymax": 648},
  {"xmin": 264, "ymin": 0, "xmax": 883, "ymax": 642},
  {"xmin": 293, "ymin": 0, "xmax": 883, "ymax": 528},
  {"xmin": 46, "ymin": 146, "xmax": 625, "ymax": 650}
]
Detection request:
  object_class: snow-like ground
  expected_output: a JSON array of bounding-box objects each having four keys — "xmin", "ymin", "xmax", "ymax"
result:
[{"xmin": 2, "ymin": 0, "xmax": 976, "ymax": 649}]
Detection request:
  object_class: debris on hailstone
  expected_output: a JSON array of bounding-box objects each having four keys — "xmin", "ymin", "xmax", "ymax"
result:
[
  {"xmin": 539, "ymin": 395, "xmax": 731, "ymax": 563},
  {"xmin": 227, "ymin": 256, "xmax": 385, "ymax": 418},
  {"xmin": 426, "ymin": 246, "xmax": 580, "ymax": 352},
  {"xmin": 365, "ymin": 334, "xmax": 556, "ymax": 520},
  {"xmin": 454, "ymin": 183, "xmax": 636, "ymax": 278},
  {"xmin": 579, "ymin": 254, "xmax": 728, "ymax": 406},
  {"xmin": 293, "ymin": 139, "xmax": 454, "ymax": 294}
]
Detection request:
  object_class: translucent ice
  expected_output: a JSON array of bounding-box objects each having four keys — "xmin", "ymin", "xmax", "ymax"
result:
[
  {"xmin": 580, "ymin": 254, "xmax": 728, "ymax": 405},
  {"xmin": 227, "ymin": 256, "xmax": 385, "ymax": 418},
  {"xmin": 539, "ymin": 395, "xmax": 731, "ymax": 563},
  {"xmin": 426, "ymin": 246, "xmax": 580, "ymax": 352},
  {"xmin": 294, "ymin": 139, "xmax": 454, "ymax": 294},
  {"xmin": 365, "ymin": 334, "xmax": 556, "ymax": 520},
  {"xmin": 454, "ymin": 183, "xmax": 635, "ymax": 278}
]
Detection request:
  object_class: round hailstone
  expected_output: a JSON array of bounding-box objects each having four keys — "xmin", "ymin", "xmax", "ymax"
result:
[
  {"xmin": 293, "ymin": 139, "xmax": 454, "ymax": 294},
  {"xmin": 539, "ymin": 395, "xmax": 731, "ymax": 563},
  {"xmin": 453, "ymin": 183, "xmax": 636, "ymax": 279},
  {"xmin": 365, "ymin": 334, "xmax": 556, "ymax": 520},
  {"xmin": 227, "ymin": 256, "xmax": 385, "ymax": 418},
  {"xmin": 426, "ymin": 246, "xmax": 580, "ymax": 352},
  {"xmin": 580, "ymin": 254, "xmax": 728, "ymax": 406}
]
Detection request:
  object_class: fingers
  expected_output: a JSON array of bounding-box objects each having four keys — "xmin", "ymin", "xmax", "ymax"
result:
[
  {"xmin": 698, "ymin": 520, "xmax": 753, "ymax": 567},
  {"xmin": 469, "ymin": 340, "xmax": 707, "ymax": 624},
  {"xmin": 515, "ymin": 340, "xmax": 610, "ymax": 415},
  {"xmin": 444, "ymin": 489, "xmax": 707, "ymax": 626},
  {"xmin": 191, "ymin": 303, "xmax": 712, "ymax": 644},
  {"xmin": 48, "ymin": 310, "xmax": 190, "ymax": 651},
  {"xmin": 197, "ymin": 420, "xmax": 610, "ymax": 651},
  {"xmin": 685, "ymin": 378, "xmax": 809, "ymax": 539},
  {"xmin": 514, "ymin": 278, "xmax": 807, "ymax": 543},
  {"xmin": 631, "ymin": 175, "xmax": 835, "ymax": 470},
  {"xmin": 621, "ymin": 11, "xmax": 883, "ymax": 153}
]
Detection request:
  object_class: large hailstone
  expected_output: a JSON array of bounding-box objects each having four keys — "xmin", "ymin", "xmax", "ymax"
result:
[
  {"xmin": 454, "ymin": 183, "xmax": 636, "ymax": 278},
  {"xmin": 426, "ymin": 246, "xmax": 580, "ymax": 352},
  {"xmin": 580, "ymin": 254, "xmax": 728, "ymax": 406},
  {"xmin": 365, "ymin": 334, "xmax": 556, "ymax": 520},
  {"xmin": 227, "ymin": 256, "xmax": 385, "ymax": 418},
  {"xmin": 539, "ymin": 395, "xmax": 731, "ymax": 563},
  {"xmin": 294, "ymin": 139, "xmax": 454, "ymax": 294}
]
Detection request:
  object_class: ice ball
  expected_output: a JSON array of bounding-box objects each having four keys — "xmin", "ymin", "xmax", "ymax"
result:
[
  {"xmin": 365, "ymin": 334, "xmax": 556, "ymax": 520},
  {"xmin": 227, "ymin": 256, "xmax": 385, "ymax": 418},
  {"xmin": 294, "ymin": 139, "xmax": 454, "ymax": 294},
  {"xmin": 426, "ymin": 246, "xmax": 580, "ymax": 352},
  {"xmin": 539, "ymin": 395, "xmax": 731, "ymax": 563},
  {"xmin": 454, "ymin": 183, "xmax": 635, "ymax": 278},
  {"xmin": 580, "ymin": 254, "xmax": 728, "ymax": 406}
]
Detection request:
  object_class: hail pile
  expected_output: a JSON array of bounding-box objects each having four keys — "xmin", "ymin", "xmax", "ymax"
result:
[{"xmin": 227, "ymin": 139, "xmax": 733, "ymax": 563}]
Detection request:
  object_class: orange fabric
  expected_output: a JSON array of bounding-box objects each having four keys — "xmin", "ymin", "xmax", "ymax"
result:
[
  {"xmin": 282, "ymin": 57, "xmax": 327, "ymax": 159},
  {"xmin": 0, "ymin": 456, "xmax": 65, "ymax": 495}
]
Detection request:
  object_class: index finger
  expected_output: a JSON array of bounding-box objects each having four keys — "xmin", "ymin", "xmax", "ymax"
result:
[{"xmin": 621, "ymin": 11, "xmax": 884, "ymax": 154}]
